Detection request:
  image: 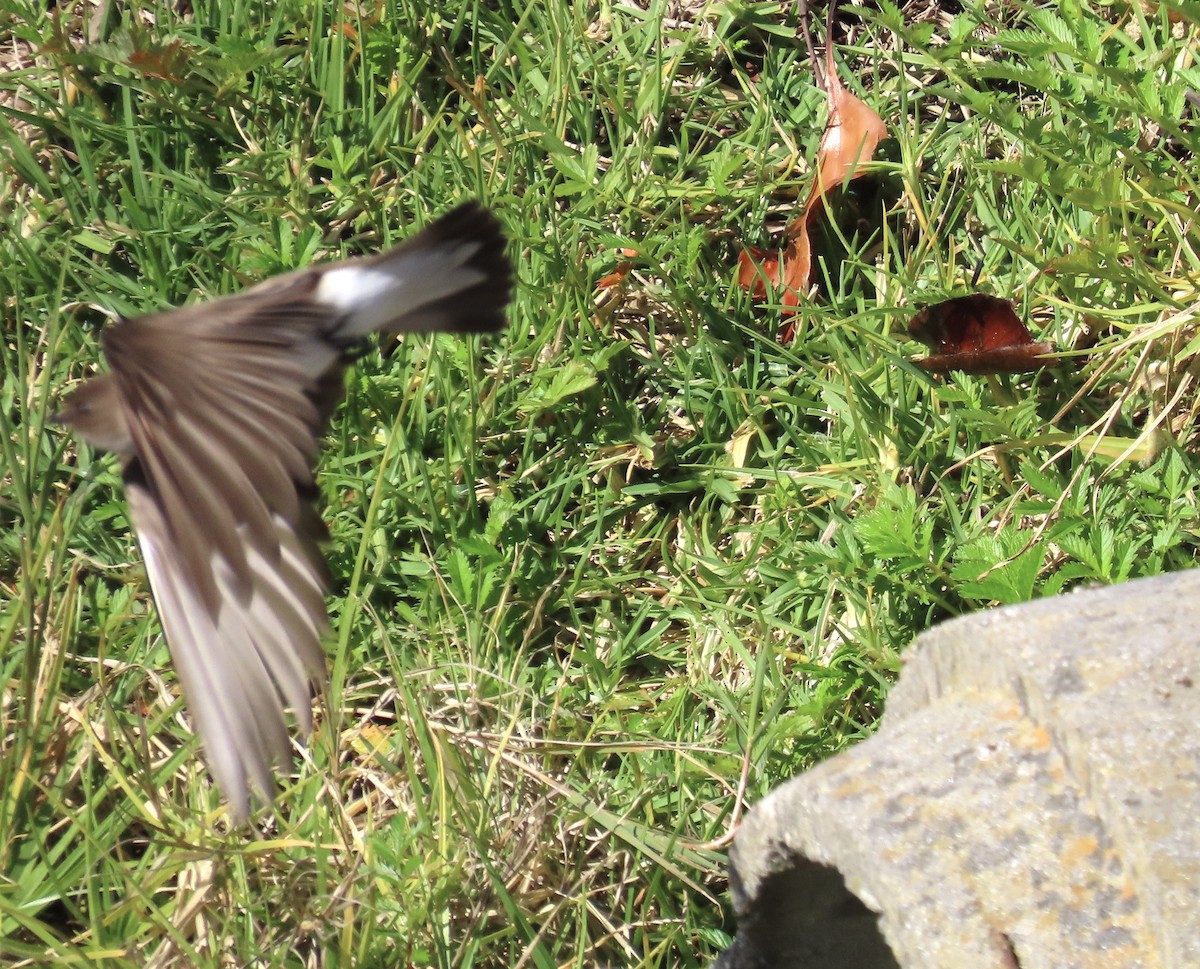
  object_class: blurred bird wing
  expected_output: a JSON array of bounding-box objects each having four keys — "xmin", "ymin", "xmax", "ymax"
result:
[
  {"xmin": 125, "ymin": 471, "xmax": 329, "ymax": 819},
  {"xmin": 107, "ymin": 292, "xmax": 337, "ymax": 816},
  {"xmin": 97, "ymin": 201, "xmax": 512, "ymax": 814}
]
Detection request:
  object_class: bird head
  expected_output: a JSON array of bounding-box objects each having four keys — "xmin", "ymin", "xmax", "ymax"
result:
[{"xmin": 51, "ymin": 375, "xmax": 135, "ymax": 455}]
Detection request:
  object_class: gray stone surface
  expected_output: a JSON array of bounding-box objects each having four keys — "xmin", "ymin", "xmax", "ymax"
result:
[{"xmin": 717, "ymin": 569, "xmax": 1200, "ymax": 968}]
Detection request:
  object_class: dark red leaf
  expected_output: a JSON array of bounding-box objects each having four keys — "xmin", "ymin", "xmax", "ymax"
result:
[{"xmin": 908, "ymin": 294, "xmax": 1056, "ymax": 374}]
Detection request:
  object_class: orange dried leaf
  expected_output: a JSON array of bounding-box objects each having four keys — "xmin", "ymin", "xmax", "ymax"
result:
[
  {"xmin": 736, "ymin": 246, "xmax": 782, "ymax": 299},
  {"xmin": 776, "ymin": 37, "xmax": 887, "ymax": 318},
  {"xmin": 811, "ymin": 52, "xmax": 887, "ymax": 205},
  {"xmin": 779, "ymin": 220, "xmax": 812, "ymax": 310},
  {"xmin": 127, "ymin": 39, "xmax": 187, "ymax": 82},
  {"xmin": 735, "ymin": 0, "xmax": 888, "ymax": 334},
  {"xmin": 595, "ymin": 261, "xmax": 634, "ymax": 291}
]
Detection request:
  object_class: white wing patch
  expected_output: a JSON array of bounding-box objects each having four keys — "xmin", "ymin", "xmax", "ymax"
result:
[{"xmin": 315, "ymin": 240, "xmax": 486, "ymax": 337}]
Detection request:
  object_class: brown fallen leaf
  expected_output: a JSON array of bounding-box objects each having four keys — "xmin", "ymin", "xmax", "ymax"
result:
[
  {"xmin": 737, "ymin": 0, "xmax": 887, "ymax": 338},
  {"xmin": 782, "ymin": 1, "xmax": 887, "ymax": 313},
  {"xmin": 808, "ymin": 42, "xmax": 889, "ymax": 217}
]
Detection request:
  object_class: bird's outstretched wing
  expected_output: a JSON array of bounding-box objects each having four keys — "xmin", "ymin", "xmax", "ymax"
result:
[
  {"xmin": 93, "ymin": 202, "xmax": 510, "ymax": 818},
  {"xmin": 124, "ymin": 469, "xmax": 330, "ymax": 818}
]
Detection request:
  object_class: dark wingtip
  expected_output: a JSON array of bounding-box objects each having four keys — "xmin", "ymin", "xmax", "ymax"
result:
[{"xmin": 420, "ymin": 201, "xmax": 514, "ymax": 334}]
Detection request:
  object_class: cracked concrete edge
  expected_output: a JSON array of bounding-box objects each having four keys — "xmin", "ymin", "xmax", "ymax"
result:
[
  {"xmin": 891, "ymin": 569, "xmax": 1200, "ymax": 965},
  {"xmin": 717, "ymin": 570, "xmax": 1200, "ymax": 969}
]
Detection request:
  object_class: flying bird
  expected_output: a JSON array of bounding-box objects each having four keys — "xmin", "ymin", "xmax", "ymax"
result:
[{"xmin": 53, "ymin": 202, "xmax": 512, "ymax": 820}]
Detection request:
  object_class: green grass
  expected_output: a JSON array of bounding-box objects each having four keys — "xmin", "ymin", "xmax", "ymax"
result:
[{"xmin": 2, "ymin": 0, "xmax": 1199, "ymax": 964}]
